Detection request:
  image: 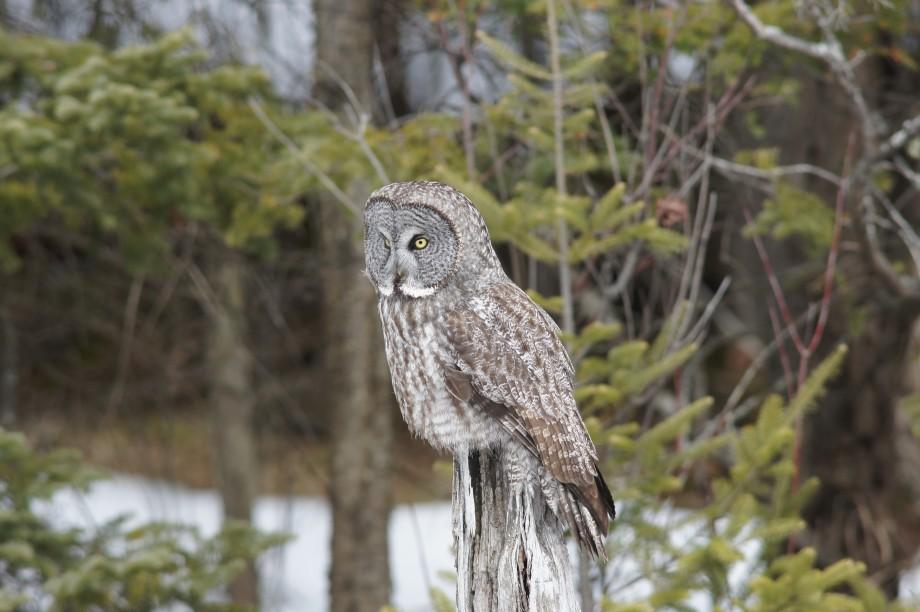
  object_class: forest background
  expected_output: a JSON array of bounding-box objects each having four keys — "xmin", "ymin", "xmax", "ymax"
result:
[{"xmin": 1, "ymin": 0, "xmax": 920, "ymax": 610}]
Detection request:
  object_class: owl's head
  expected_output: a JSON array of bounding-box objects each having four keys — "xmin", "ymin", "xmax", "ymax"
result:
[{"xmin": 363, "ymin": 181, "xmax": 502, "ymax": 298}]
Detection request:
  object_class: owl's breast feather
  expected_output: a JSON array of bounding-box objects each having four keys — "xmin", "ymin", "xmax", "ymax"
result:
[{"xmin": 378, "ymin": 298, "xmax": 504, "ymax": 453}]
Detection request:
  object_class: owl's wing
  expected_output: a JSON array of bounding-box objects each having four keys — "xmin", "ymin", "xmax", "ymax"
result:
[{"xmin": 445, "ymin": 281, "xmax": 614, "ymax": 531}]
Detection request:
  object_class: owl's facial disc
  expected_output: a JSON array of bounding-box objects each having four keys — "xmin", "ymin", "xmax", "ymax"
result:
[{"xmin": 364, "ymin": 199, "xmax": 458, "ymax": 299}]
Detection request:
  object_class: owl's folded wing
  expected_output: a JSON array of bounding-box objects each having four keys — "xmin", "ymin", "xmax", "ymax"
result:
[{"xmin": 444, "ymin": 281, "xmax": 614, "ymax": 529}]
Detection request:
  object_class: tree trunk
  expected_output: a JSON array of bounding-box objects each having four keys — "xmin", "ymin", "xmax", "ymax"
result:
[
  {"xmin": 454, "ymin": 449, "xmax": 579, "ymax": 612},
  {"xmin": 207, "ymin": 248, "xmax": 259, "ymax": 604},
  {"xmin": 322, "ymin": 215, "xmax": 393, "ymax": 611},
  {"xmin": 313, "ymin": 1, "xmax": 401, "ymax": 610}
]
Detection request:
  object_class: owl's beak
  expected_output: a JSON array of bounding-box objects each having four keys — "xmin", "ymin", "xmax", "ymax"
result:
[
  {"xmin": 394, "ymin": 263, "xmax": 407, "ymax": 285},
  {"xmin": 393, "ymin": 254, "xmax": 410, "ymax": 286}
]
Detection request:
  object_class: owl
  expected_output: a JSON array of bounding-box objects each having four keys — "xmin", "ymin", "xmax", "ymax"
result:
[{"xmin": 363, "ymin": 180, "xmax": 615, "ymax": 558}]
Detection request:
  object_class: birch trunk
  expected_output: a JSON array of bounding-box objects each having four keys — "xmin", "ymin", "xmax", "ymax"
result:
[{"xmin": 454, "ymin": 450, "xmax": 580, "ymax": 612}]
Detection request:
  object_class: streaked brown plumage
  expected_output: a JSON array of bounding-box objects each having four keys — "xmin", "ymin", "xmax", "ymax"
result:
[{"xmin": 364, "ymin": 180, "xmax": 615, "ymax": 557}]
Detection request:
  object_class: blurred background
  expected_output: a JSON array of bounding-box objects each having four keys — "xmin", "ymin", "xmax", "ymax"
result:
[{"xmin": 1, "ymin": 0, "xmax": 919, "ymax": 610}]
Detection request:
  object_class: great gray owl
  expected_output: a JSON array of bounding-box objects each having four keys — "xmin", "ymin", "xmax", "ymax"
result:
[{"xmin": 363, "ymin": 180, "xmax": 615, "ymax": 558}]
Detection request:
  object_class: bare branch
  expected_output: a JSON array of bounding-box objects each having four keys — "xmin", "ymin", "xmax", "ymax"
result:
[
  {"xmin": 728, "ymin": 0, "xmax": 837, "ymax": 62},
  {"xmin": 248, "ymin": 97, "xmax": 360, "ymax": 216},
  {"xmin": 728, "ymin": 0, "xmax": 878, "ymax": 145},
  {"xmin": 894, "ymin": 157, "xmax": 920, "ymax": 192},
  {"xmin": 437, "ymin": 9, "xmax": 477, "ymax": 179},
  {"xmin": 805, "ymin": 132, "xmax": 854, "ymax": 355},
  {"xmin": 602, "ymin": 245, "xmax": 640, "ymax": 300},
  {"xmin": 872, "ymin": 187, "xmax": 920, "ymax": 275},
  {"xmin": 876, "ymin": 114, "xmax": 920, "ymax": 161},
  {"xmin": 671, "ymin": 138, "xmax": 843, "ymax": 187}
]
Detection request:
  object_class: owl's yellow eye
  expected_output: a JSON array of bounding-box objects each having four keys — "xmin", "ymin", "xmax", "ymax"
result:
[
  {"xmin": 383, "ymin": 238, "xmax": 391, "ymax": 249},
  {"xmin": 412, "ymin": 236, "xmax": 429, "ymax": 250}
]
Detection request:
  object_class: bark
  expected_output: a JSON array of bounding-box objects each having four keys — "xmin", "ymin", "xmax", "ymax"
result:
[
  {"xmin": 322, "ymin": 215, "xmax": 393, "ymax": 612},
  {"xmin": 454, "ymin": 450, "xmax": 579, "ymax": 612},
  {"xmin": 314, "ymin": 0, "xmax": 401, "ymax": 610},
  {"xmin": 313, "ymin": 0, "xmax": 406, "ymax": 122},
  {"xmin": 207, "ymin": 248, "xmax": 259, "ymax": 604}
]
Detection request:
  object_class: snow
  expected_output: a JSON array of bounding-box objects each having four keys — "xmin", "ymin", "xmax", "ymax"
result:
[
  {"xmin": 41, "ymin": 475, "xmax": 453, "ymax": 612},
  {"xmin": 35, "ymin": 476, "xmax": 920, "ymax": 609}
]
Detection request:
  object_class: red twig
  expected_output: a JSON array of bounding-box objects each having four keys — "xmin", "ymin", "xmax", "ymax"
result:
[
  {"xmin": 745, "ymin": 133, "xmax": 856, "ymax": 553},
  {"xmin": 767, "ymin": 305, "xmax": 795, "ymax": 401},
  {"xmin": 744, "ymin": 206, "xmax": 805, "ymax": 353},
  {"xmin": 807, "ymin": 132, "xmax": 855, "ymax": 355}
]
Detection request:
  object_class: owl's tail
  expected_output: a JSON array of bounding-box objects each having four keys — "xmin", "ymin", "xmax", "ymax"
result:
[{"xmin": 560, "ymin": 468, "xmax": 616, "ymax": 560}]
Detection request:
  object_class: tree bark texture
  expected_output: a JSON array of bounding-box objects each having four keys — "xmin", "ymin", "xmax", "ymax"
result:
[
  {"xmin": 314, "ymin": 1, "xmax": 399, "ymax": 610},
  {"xmin": 321, "ymin": 216, "xmax": 393, "ymax": 612},
  {"xmin": 207, "ymin": 248, "xmax": 259, "ymax": 604},
  {"xmin": 314, "ymin": 0, "xmax": 406, "ymax": 122},
  {"xmin": 454, "ymin": 449, "xmax": 579, "ymax": 612}
]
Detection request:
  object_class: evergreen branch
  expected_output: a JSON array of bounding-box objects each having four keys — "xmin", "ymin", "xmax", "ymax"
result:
[{"xmin": 476, "ymin": 32, "xmax": 551, "ymax": 81}]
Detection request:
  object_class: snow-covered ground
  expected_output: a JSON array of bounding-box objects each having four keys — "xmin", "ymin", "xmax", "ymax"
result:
[
  {"xmin": 42, "ymin": 475, "xmax": 453, "ymax": 612},
  {"xmin": 40, "ymin": 474, "xmax": 920, "ymax": 610}
]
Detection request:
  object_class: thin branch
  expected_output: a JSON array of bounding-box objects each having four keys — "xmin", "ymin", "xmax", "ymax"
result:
[
  {"xmin": 316, "ymin": 59, "xmax": 367, "ymax": 127},
  {"xmin": 548, "ymin": 0, "xmax": 575, "ymax": 337},
  {"xmin": 602, "ymin": 245, "xmax": 640, "ymax": 300},
  {"xmin": 894, "ymin": 157, "xmax": 920, "ymax": 192},
  {"xmin": 806, "ymin": 132, "xmax": 854, "ymax": 355},
  {"xmin": 248, "ymin": 97, "xmax": 360, "ymax": 216},
  {"xmin": 673, "ymin": 140, "xmax": 843, "ymax": 187},
  {"xmin": 728, "ymin": 0, "xmax": 838, "ymax": 61},
  {"xmin": 637, "ymin": 75, "xmax": 755, "ymax": 200},
  {"xmin": 728, "ymin": 0, "xmax": 877, "ymax": 145},
  {"xmin": 768, "ymin": 305, "xmax": 795, "ymax": 401},
  {"xmin": 707, "ymin": 309, "xmax": 809, "ymax": 438},
  {"xmin": 856, "ymin": 193, "xmax": 919, "ymax": 300},
  {"xmin": 686, "ymin": 276, "xmax": 732, "ymax": 345},
  {"xmin": 875, "ymin": 113, "xmax": 920, "ymax": 161},
  {"xmin": 743, "ymin": 207, "xmax": 805, "ymax": 352},
  {"xmin": 872, "ymin": 188, "xmax": 920, "ymax": 274},
  {"xmin": 187, "ymin": 261, "xmax": 223, "ymax": 320},
  {"xmin": 353, "ymin": 114, "xmax": 391, "ymax": 184},
  {"xmin": 438, "ymin": 0, "xmax": 477, "ymax": 179}
]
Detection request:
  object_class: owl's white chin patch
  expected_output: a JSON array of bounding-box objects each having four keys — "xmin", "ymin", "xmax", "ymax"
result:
[
  {"xmin": 399, "ymin": 284, "xmax": 436, "ymax": 298},
  {"xmin": 378, "ymin": 283, "xmax": 394, "ymax": 297}
]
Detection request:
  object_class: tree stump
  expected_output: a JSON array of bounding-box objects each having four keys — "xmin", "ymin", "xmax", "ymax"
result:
[{"xmin": 453, "ymin": 449, "xmax": 580, "ymax": 611}]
